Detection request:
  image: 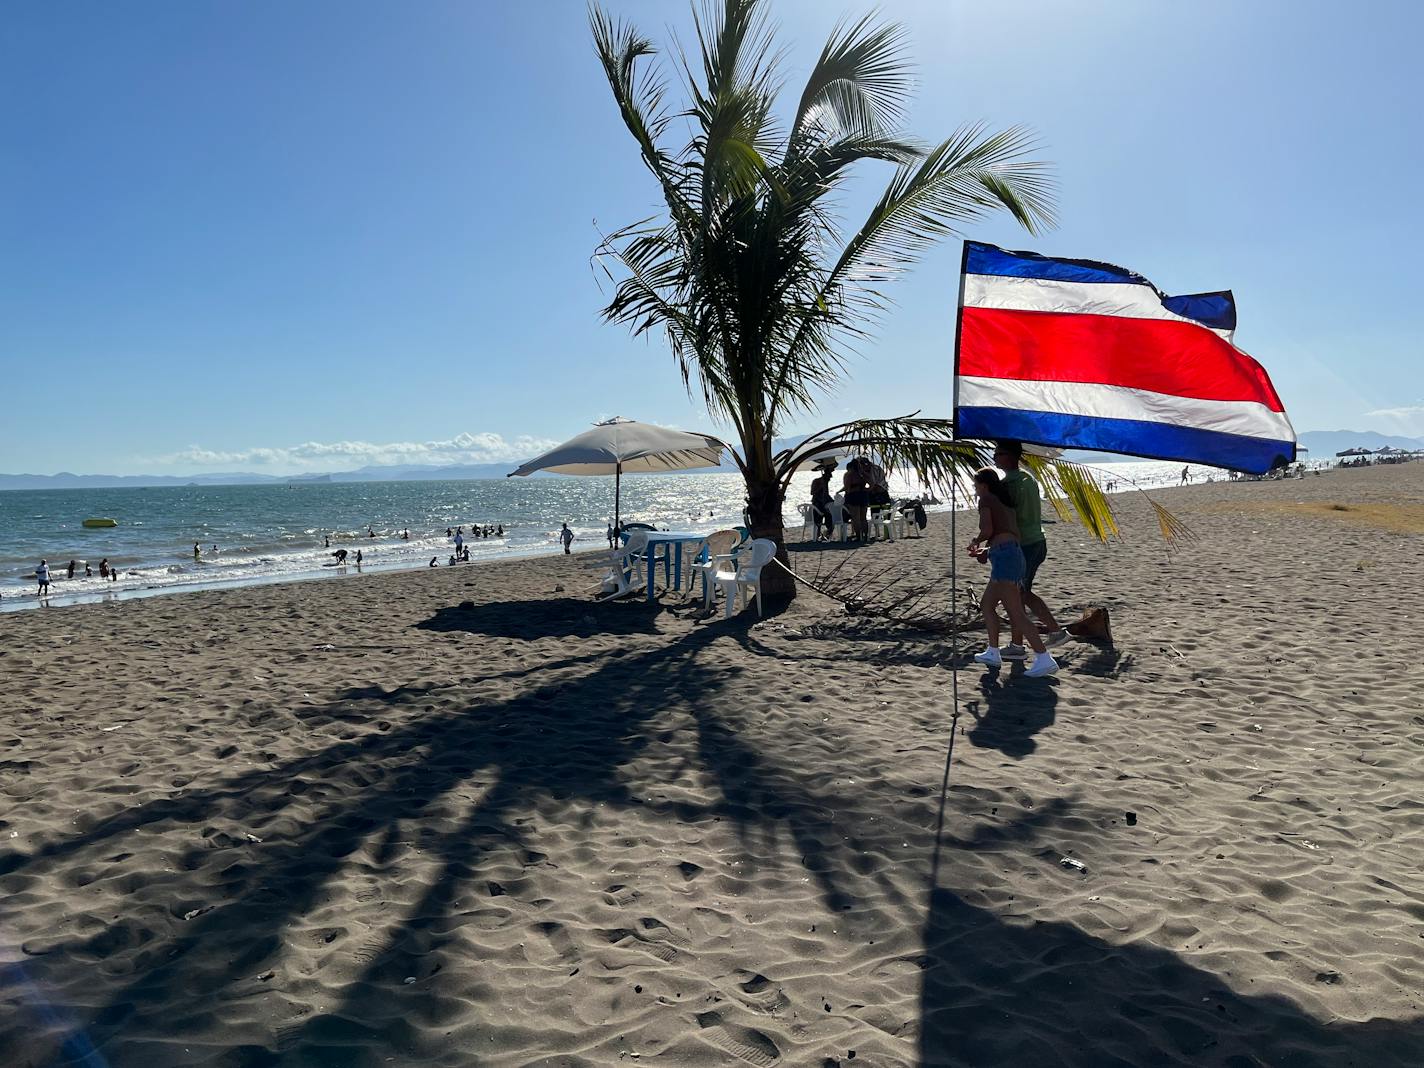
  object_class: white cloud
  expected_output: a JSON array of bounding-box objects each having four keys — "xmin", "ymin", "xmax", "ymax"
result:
[
  {"xmin": 161, "ymin": 431, "xmax": 559, "ymax": 474},
  {"xmin": 1366, "ymin": 405, "xmax": 1424, "ymax": 420}
]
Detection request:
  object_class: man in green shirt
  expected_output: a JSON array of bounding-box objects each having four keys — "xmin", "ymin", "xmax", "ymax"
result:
[{"xmin": 994, "ymin": 440, "xmax": 1067, "ymax": 657}]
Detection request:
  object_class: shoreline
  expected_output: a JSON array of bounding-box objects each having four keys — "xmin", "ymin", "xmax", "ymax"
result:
[{"xmin": 0, "ymin": 539, "xmax": 586, "ymax": 615}]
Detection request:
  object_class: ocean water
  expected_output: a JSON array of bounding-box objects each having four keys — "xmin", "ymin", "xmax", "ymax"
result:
[
  {"xmin": 0, "ymin": 472, "xmax": 828, "ymax": 610},
  {"xmin": 0, "ymin": 459, "xmax": 1276, "ymax": 611}
]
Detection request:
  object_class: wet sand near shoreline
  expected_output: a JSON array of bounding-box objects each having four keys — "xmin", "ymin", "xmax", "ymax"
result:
[{"xmin": 2, "ymin": 463, "xmax": 1422, "ymax": 1066}]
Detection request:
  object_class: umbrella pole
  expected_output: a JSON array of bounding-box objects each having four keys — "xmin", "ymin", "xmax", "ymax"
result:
[{"xmin": 614, "ymin": 462, "xmax": 622, "ymax": 533}]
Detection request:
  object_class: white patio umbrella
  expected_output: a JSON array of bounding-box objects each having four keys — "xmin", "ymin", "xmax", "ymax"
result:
[{"xmin": 507, "ymin": 417, "xmax": 726, "ymax": 529}]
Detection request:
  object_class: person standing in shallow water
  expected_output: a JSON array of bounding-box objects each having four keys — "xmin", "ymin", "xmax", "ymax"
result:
[{"xmin": 560, "ymin": 523, "xmax": 575, "ymax": 554}]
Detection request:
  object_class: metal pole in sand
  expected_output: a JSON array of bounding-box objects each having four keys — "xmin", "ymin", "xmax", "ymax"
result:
[
  {"xmin": 614, "ymin": 460, "xmax": 622, "ymax": 533},
  {"xmin": 931, "ymin": 246, "xmax": 970, "ymax": 892},
  {"xmin": 928, "ymin": 469, "xmax": 963, "ymax": 893}
]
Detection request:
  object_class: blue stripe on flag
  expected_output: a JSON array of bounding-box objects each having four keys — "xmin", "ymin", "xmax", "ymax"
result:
[
  {"xmin": 956, "ymin": 406, "xmax": 1294, "ymax": 474},
  {"xmin": 964, "ymin": 241, "xmax": 1148, "ymax": 287},
  {"xmin": 1162, "ymin": 291, "xmax": 1236, "ymax": 332}
]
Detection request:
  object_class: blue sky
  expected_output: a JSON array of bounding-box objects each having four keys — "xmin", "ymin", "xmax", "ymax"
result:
[{"xmin": 3, "ymin": 0, "xmax": 1420, "ymax": 475}]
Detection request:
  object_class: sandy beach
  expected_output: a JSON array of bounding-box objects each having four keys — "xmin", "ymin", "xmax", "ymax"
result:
[{"xmin": 2, "ymin": 463, "xmax": 1422, "ymax": 1067}]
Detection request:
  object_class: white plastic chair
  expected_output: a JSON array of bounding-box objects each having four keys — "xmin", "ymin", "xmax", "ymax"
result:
[
  {"xmin": 713, "ymin": 538, "xmax": 778, "ymax": 619},
  {"xmin": 821, "ymin": 499, "xmax": 848, "ymax": 541},
  {"xmin": 690, "ymin": 529, "xmax": 742, "ymax": 607},
  {"xmin": 797, "ymin": 503, "xmax": 816, "ymax": 541},
  {"xmin": 591, "ymin": 530, "xmax": 649, "ymax": 601},
  {"xmin": 869, "ymin": 505, "xmax": 905, "ymax": 541}
]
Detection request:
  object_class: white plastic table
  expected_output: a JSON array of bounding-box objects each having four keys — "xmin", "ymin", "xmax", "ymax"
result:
[{"xmin": 641, "ymin": 531, "xmax": 707, "ymax": 603}]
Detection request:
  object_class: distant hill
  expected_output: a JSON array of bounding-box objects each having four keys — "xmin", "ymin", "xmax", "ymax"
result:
[
  {"xmin": 0, "ymin": 471, "xmax": 294, "ymax": 490},
  {"xmin": 1295, "ymin": 429, "xmax": 1424, "ymax": 456}
]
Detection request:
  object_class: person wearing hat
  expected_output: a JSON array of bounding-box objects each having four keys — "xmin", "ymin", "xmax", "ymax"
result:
[{"xmin": 810, "ymin": 459, "xmax": 837, "ymax": 540}]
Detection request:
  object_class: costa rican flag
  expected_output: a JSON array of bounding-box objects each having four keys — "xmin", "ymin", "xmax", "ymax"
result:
[{"xmin": 954, "ymin": 241, "xmax": 1295, "ymax": 474}]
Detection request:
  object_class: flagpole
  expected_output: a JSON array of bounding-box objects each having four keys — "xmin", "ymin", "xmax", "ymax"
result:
[
  {"xmin": 931, "ymin": 242, "xmax": 971, "ymax": 894},
  {"xmin": 949, "ymin": 239, "xmax": 969, "ymax": 732}
]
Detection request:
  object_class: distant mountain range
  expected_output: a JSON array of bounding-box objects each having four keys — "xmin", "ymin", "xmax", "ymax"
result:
[
  {"xmin": 1291, "ymin": 429, "xmax": 1424, "ymax": 456},
  {"xmin": 0, "ymin": 462, "xmax": 529, "ymax": 490},
  {"xmin": 1, "ymin": 429, "xmax": 1418, "ymax": 490}
]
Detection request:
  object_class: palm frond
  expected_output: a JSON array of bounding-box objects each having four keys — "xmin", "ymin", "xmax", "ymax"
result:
[
  {"xmin": 767, "ymin": 123, "xmax": 1055, "ymax": 429},
  {"xmin": 1148, "ymin": 496, "xmax": 1197, "ymax": 545},
  {"xmin": 831, "ymin": 123, "xmax": 1056, "ymax": 290},
  {"xmin": 790, "ymin": 13, "xmax": 914, "ymax": 147},
  {"xmin": 590, "ymin": 6, "xmax": 697, "ymax": 237},
  {"xmin": 1023, "ymin": 456, "xmax": 1119, "ymax": 542}
]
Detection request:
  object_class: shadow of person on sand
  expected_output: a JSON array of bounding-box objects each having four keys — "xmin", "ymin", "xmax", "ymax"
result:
[{"xmin": 963, "ymin": 667, "xmax": 1058, "ymax": 760}]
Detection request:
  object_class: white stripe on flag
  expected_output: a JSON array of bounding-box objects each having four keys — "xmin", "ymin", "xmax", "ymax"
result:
[
  {"xmin": 957, "ymin": 376, "xmax": 1295, "ymax": 443},
  {"xmin": 962, "ymin": 275, "xmax": 1234, "ymax": 339}
]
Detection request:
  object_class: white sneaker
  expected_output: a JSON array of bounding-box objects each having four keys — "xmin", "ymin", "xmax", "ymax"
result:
[
  {"xmin": 1044, "ymin": 629, "xmax": 1070, "ymax": 648},
  {"xmin": 1025, "ymin": 652, "xmax": 1059, "ymax": 678},
  {"xmin": 974, "ymin": 647, "xmax": 1003, "ymax": 667},
  {"xmin": 1001, "ymin": 644, "xmax": 1027, "ymax": 661}
]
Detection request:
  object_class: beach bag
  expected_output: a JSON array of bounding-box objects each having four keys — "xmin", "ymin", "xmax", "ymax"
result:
[{"xmin": 1065, "ymin": 606, "xmax": 1112, "ymax": 642}]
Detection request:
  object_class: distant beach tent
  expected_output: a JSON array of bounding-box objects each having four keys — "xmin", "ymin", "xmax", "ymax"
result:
[
  {"xmin": 1335, "ymin": 447, "xmax": 1373, "ymax": 457},
  {"xmin": 508, "ymin": 417, "xmax": 725, "ymax": 529},
  {"xmin": 954, "ymin": 242, "xmax": 1296, "ymax": 475}
]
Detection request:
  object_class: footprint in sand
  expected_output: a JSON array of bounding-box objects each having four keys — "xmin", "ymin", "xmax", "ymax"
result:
[
  {"xmin": 638, "ymin": 916, "xmax": 690, "ymax": 948},
  {"xmin": 528, "ymin": 921, "xmax": 580, "ymax": 965},
  {"xmin": 734, "ymin": 971, "xmax": 791, "ymax": 1015},
  {"xmin": 602, "ymin": 883, "xmax": 640, "ymax": 908},
  {"xmin": 598, "ymin": 928, "xmax": 679, "ymax": 964},
  {"xmin": 695, "ymin": 1010, "xmax": 782, "ymax": 1066},
  {"xmin": 350, "ymin": 934, "xmax": 388, "ymax": 967}
]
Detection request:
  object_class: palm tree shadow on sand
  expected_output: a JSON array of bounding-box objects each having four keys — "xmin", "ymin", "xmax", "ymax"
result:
[{"xmin": 0, "ymin": 598, "xmax": 1417, "ymax": 1066}]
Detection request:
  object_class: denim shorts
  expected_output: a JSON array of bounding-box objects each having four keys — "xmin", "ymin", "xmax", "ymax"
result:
[{"xmin": 988, "ymin": 542, "xmax": 1026, "ymax": 583}]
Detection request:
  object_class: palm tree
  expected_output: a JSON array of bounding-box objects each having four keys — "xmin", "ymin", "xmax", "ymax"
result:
[{"xmin": 591, "ymin": 0, "xmax": 1116, "ymax": 597}]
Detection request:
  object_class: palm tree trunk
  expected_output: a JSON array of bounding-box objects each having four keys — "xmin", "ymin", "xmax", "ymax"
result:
[{"xmin": 745, "ymin": 470, "xmax": 795, "ymax": 600}]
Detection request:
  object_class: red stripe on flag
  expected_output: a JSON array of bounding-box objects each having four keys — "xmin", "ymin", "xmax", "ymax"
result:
[{"xmin": 959, "ymin": 308, "xmax": 1286, "ymax": 412}]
